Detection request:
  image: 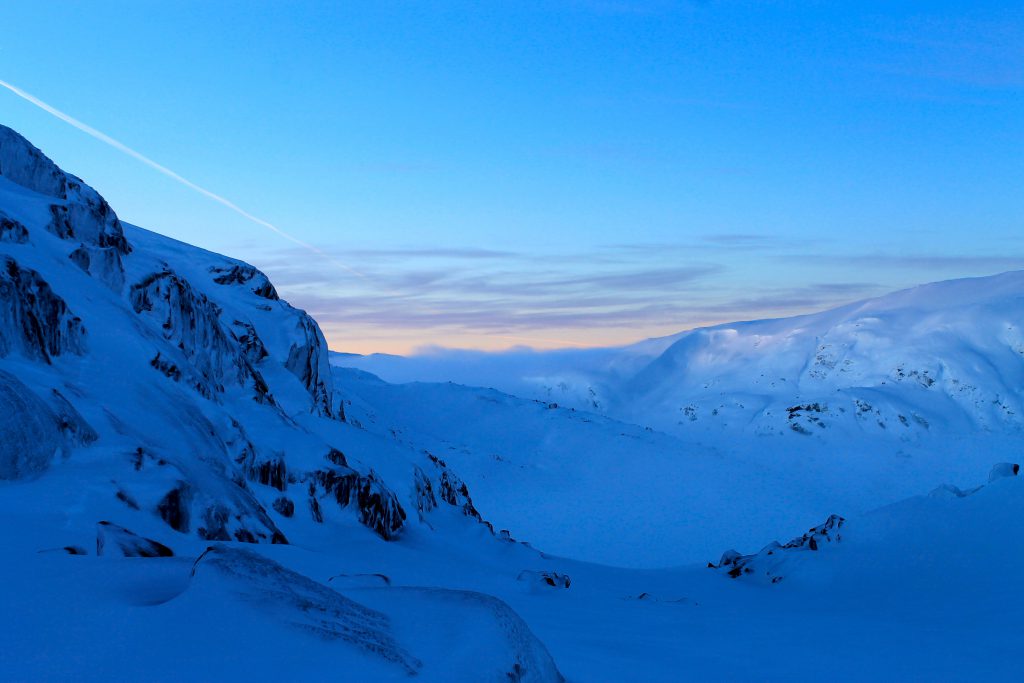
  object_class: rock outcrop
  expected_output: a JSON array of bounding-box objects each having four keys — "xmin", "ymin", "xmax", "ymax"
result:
[
  {"xmin": 131, "ymin": 269, "xmax": 273, "ymax": 405},
  {"xmin": 710, "ymin": 514, "xmax": 845, "ymax": 583},
  {"xmin": 0, "ymin": 257, "xmax": 86, "ymax": 362}
]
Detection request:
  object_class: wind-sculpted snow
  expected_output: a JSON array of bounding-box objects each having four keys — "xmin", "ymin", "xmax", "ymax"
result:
[
  {"xmin": 0, "ymin": 369, "xmax": 95, "ymax": 478},
  {"xmin": 191, "ymin": 546, "xmax": 421, "ymax": 675},
  {"xmin": 96, "ymin": 521, "xmax": 174, "ymax": 557},
  {"xmin": 353, "ymin": 586, "xmax": 566, "ymax": 683}
]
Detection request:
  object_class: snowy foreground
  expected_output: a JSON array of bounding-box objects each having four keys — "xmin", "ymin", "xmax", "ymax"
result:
[{"xmin": 2, "ymin": 125, "xmax": 1023, "ymax": 681}]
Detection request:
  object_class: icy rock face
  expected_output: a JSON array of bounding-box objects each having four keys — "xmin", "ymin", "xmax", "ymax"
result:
[
  {"xmin": 0, "ymin": 257, "xmax": 86, "ymax": 362},
  {"xmin": 429, "ymin": 453, "xmax": 491, "ymax": 527},
  {"xmin": 68, "ymin": 244, "xmax": 125, "ymax": 291},
  {"xmin": 413, "ymin": 465, "xmax": 437, "ymax": 517},
  {"xmin": 210, "ymin": 263, "xmax": 279, "ymax": 300},
  {"xmin": 96, "ymin": 521, "xmax": 174, "ymax": 557},
  {"xmin": 0, "ymin": 211, "xmax": 29, "ymax": 243},
  {"xmin": 0, "ymin": 126, "xmax": 130, "ymax": 291},
  {"xmin": 309, "ymin": 466, "xmax": 407, "ymax": 539},
  {"xmin": 0, "ymin": 125, "xmax": 68, "ymax": 199},
  {"xmin": 284, "ymin": 310, "xmax": 338, "ymax": 419},
  {"xmin": 131, "ymin": 270, "xmax": 273, "ymax": 404},
  {"xmin": 710, "ymin": 514, "xmax": 845, "ymax": 583},
  {"xmin": 191, "ymin": 546, "xmax": 421, "ymax": 675}
]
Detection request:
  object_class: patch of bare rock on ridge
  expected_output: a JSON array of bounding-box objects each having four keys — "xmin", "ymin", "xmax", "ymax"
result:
[{"xmin": 709, "ymin": 514, "xmax": 845, "ymax": 583}]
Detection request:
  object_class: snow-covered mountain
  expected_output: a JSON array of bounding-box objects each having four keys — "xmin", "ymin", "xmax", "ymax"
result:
[
  {"xmin": 341, "ymin": 270, "xmax": 1024, "ymax": 440},
  {"xmin": 3, "ymin": 125, "xmax": 1023, "ymax": 681},
  {"xmin": 0, "ymin": 124, "xmax": 562, "ymax": 681}
]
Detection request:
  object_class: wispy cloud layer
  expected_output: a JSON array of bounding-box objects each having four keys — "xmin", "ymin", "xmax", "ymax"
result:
[{"xmin": 245, "ymin": 238, "xmax": 1024, "ymax": 353}]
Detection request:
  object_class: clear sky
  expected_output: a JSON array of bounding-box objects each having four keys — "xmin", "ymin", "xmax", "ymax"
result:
[{"xmin": 2, "ymin": 1, "xmax": 1022, "ymax": 353}]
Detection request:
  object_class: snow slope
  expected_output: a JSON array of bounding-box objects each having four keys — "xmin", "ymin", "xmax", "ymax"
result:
[{"xmin": 332, "ymin": 364, "xmax": 1017, "ymax": 568}]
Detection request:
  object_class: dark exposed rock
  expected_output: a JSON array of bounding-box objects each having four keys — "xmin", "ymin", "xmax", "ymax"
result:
[
  {"xmin": 195, "ymin": 505, "xmax": 232, "ymax": 540},
  {"xmin": 989, "ymin": 462, "xmax": 1020, "ymax": 482},
  {"xmin": 0, "ymin": 212, "xmax": 29, "ymax": 243},
  {"xmin": 132, "ymin": 270, "xmax": 273, "ymax": 405},
  {"xmin": 247, "ymin": 456, "xmax": 288, "ymax": 491},
  {"xmin": 68, "ymin": 245, "xmax": 90, "ymax": 272},
  {"xmin": 234, "ymin": 528, "xmax": 257, "ymax": 543},
  {"xmin": 422, "ymin": 453, "xmax": 495, "ymax": 532},
  {"xmin": 45, "ymin": 204, "xmax": 73, "ymax": 239},
  {"xmin": 63, "ymin": 545, "xmax": 88, "ymax": 555},
  {"xmin": 230, "ymin": 320, "xmax": 269, "ymax": 363},
  {"xmin": 325, "ymin": 448, "xmax": 348, "ymax": 467},
  {"xmin": 517, "ymin": 570, "xmax": 571, "ymax": 589},
  {"xmin": 309, "ymin": 483, "xmax": 324, "ymax": 523},
  {"xmin": 356, "ymin": 472, "xmax": 407, "ymax": 540},
  {"xmin": 149, "ymin": 352, "xmax": 215, "ymax": 400},
  {"xmin": 0, "ymin": 257, "xmax": 86, "ymax": 362},
  {"xmin": 272, "ymin": 496, "xmax": 295, "ymax": 517},
  {"xmin": 709, "ymin": 514, "xmax": 845, "ymax": 583},
  {"xmin": 115, "ymin": 489, "xmax": 140, "ymax": 510},
  {"xmin": 439, "ymin": 469, "xmax": 484, "ymax": 523},
  {"xmin": 209, "ymin": 263, "xmax": 279, "ymax": 300},
  {"xmin": 413, "ymin": 466, "xmax": 437, "ymax": 516},
  {"xmin": 309, "ymin": 467, "xmax": 407, "ymax": 540},
  {"xmin": 157, "ymin": 482, "xmax": 193, "ymax": 533},
  {"xmin": 197, "ymin": 505, "xmax": 233, "ymax": 541},
  {"xmin": 96, "ymin": 521, "xmax": 173, "ymax": 557}
]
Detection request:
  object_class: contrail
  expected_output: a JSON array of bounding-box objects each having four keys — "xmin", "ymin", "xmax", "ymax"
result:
[
  {"xmin": 0, "ymin": 78, "xmax": 596, "ymax": 349},
  {"xmin": 0, "ymin": 78, "xmax": 373, "ymax": 284}
]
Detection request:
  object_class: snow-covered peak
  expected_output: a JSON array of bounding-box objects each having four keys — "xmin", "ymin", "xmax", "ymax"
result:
[{"xmin": 0, "ymin": 124, "xmax": 69, "ymax": 199}]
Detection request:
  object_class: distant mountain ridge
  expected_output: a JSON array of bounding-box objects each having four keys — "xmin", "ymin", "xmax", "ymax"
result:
[{"xmin": 339, "ymin": 269, "xmax": 1024, "ymax": 440}]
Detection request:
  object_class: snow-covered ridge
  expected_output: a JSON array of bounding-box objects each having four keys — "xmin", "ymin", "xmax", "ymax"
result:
[
  {"xmin": 0, "ymin": 124, "xmax": 495, "ymax": 548},
  {"xmin": 340, "ymin": 269, "xmax": 1024, "ymax": 441}
]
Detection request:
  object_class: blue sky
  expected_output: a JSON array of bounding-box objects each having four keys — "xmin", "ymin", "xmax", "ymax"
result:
[{"xmin": 2, "ymin": 1, "xmax": 1022, "ymax": 352}]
